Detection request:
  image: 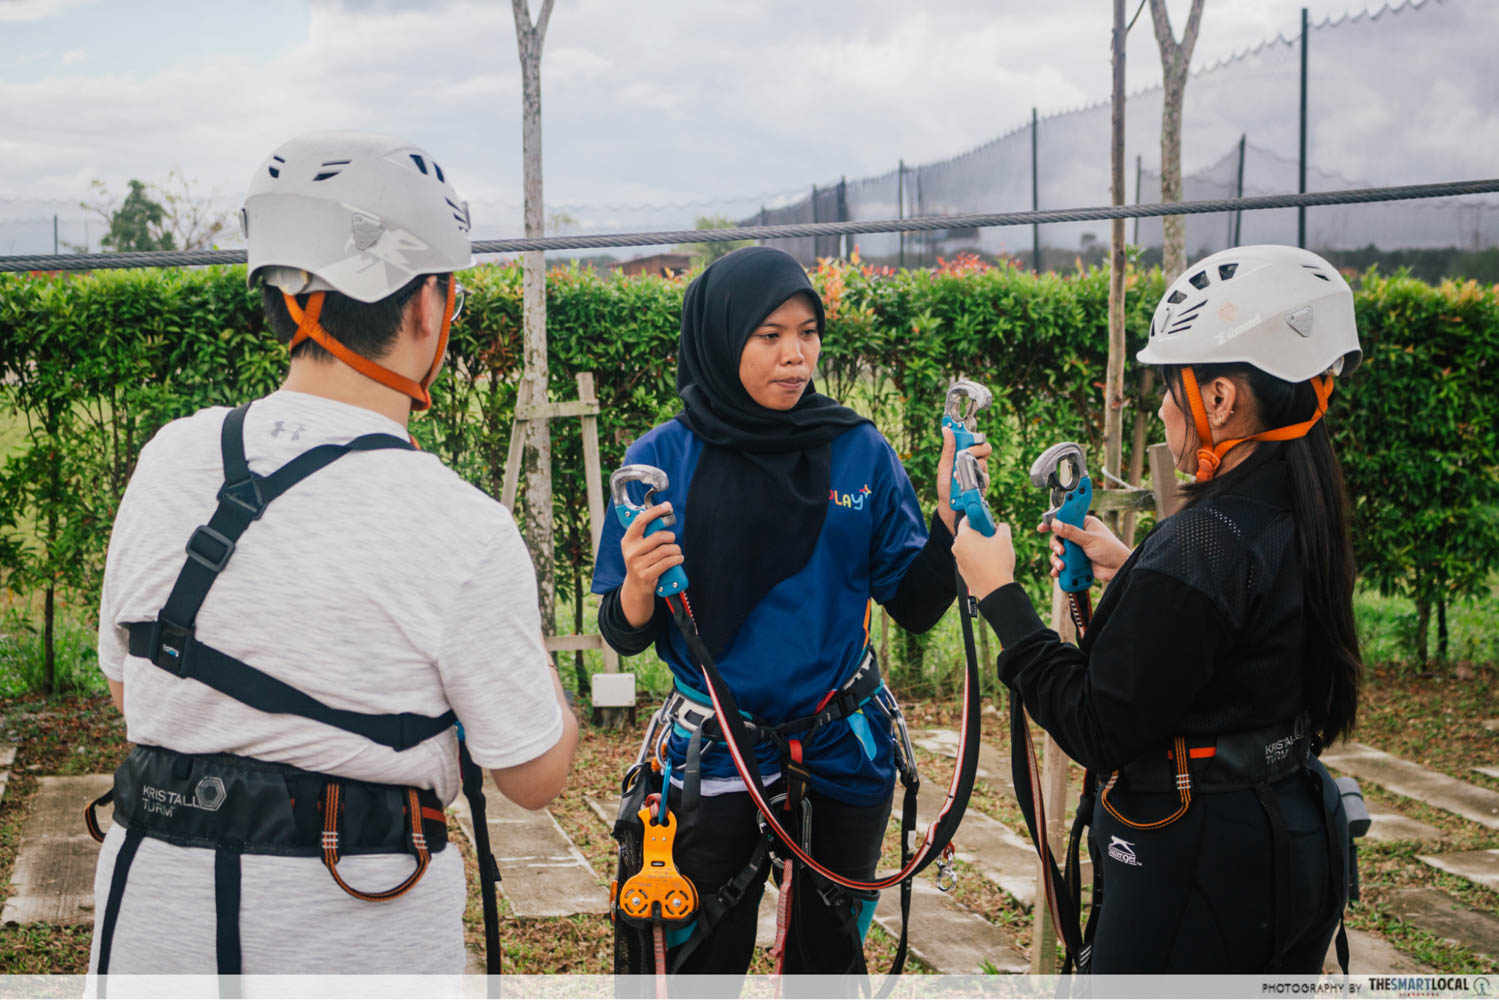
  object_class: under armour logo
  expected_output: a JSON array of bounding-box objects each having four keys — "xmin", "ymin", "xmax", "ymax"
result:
[{"xmin": 270, "ymin": 421, "xmax": 305, "ymax": 441}]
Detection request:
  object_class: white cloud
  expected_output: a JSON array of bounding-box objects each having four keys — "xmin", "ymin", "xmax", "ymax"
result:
[{"xmin": 59, "ymin": 46, "xmax": 86, "ymax": 65}]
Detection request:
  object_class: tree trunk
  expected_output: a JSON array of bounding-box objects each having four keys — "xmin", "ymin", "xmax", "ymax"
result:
[
  {"xmin": 1102, "ymin": 0, "xmax": 1128, "ymax": 533},
  {"xmin": 1150, "ymin": 0, "xmax": 1206, "ymax": 284},
  {"xmin": 1122, "ymin": 367, "xmax": 1156, "ymax": 546},
  {"xmin": 1437, "ymin": 593, "xmax": 1448, "ymax": 663},
  {"xmin": 513, "ymin": 0, "xmax": 557, "ymax": 634},
  {"xmin": 1414, "ymin": 596, "xmax": 1430, "ymax": 669}
]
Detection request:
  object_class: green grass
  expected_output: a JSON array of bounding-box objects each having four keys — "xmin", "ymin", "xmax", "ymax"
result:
[
  {"xmin": 1355, "ymin": 576, "xmax": 1499, "ymax": 668},
  {"xmin": 0, "ymin": 607, "xmax": 105, "ymax": 698}
]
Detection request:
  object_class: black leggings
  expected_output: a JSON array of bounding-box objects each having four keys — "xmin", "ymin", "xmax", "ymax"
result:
[
  {"xmin": 665, "ymin": 779, "xmax": 891, "ymax": 975},
  {"xmin": 1087, "ymin": 763, "xmax": 1349, "ymax": 973}
]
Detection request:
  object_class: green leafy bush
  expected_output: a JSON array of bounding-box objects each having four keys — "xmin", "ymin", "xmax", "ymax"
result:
[{"xmin": 1, "ymin": 258, "xmax": 1495, "ymax": 692}]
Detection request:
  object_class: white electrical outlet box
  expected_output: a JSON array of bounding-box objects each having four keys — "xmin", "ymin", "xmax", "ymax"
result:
[{"xmin": 591, "ymin": 672, "xmax": 636, "ymax": 709}]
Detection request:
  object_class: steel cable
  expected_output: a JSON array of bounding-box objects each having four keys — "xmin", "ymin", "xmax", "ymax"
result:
[{"xmin": 2, "ymin": 177, "xmax": 1496, "ymax": 274}]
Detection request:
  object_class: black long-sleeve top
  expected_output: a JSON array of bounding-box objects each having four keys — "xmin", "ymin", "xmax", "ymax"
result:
[
  {"xmin": 598, "ymin": 509, "xmax": 957, "ymax": 656},
  {"xmin": 979, "ymin": 459, "xmax": 1309, "ymax": 773}
]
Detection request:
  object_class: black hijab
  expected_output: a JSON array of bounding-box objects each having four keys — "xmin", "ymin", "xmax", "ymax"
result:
[{"xmin": 675, "ymin": 246, "xmax": 870, "ymax": 658}]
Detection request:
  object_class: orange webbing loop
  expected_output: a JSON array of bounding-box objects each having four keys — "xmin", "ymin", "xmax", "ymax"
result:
[
  {"xmin": 284, "ymin": 280, "xmax": 455, "ymax": 412},
  {"xmin": 1181, "ymin": 366, "xmax": 1335, "ymax": 482},
  {"xmin": 319, "ymin": 782, "xmax": 432, "ymax": 902},
  {"xmin": 1098, "ymin": 736, "xmax": 1194, "ymax": 830},
  {"xmin": 84, "ymin": 790, "xmax": 114, "ymax": 844}
]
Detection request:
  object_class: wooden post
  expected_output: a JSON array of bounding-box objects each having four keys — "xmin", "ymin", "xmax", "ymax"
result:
[
  {"xmin": 1102, "ymin": 0, "xmax": 1128, "ymax": 535},
  {"xmin": 1031, "ymin": 583, "xmax": 1078, "ymax": 973},
  {"xmin": 1149, "ymin": 442, "xmax": 1184, "ymax": 519},
  {"xmin": 501, "ymin": 372, "xmax": 619, "ymax": 677}
]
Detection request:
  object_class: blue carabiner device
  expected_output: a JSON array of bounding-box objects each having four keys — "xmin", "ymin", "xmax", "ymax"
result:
[
  {"xmin": 942, "ymin": 379, "xmax": 993, "ymax": 522},
  {"xmin": 610, "ymin": 464, "xmax": 689, "ymax": 598},
  {"xmin": 952, "ymin": 452, "xmax": 997, "ymax": 537},
  {"xmin": 1029, "ymin": 442, "xmax": 1095, "ymax": 593}
]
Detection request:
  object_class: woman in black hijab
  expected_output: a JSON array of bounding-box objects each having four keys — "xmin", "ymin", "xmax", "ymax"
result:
[{"xmin": 593, "ymin": 246, "xmax": 986, "ymax": 974}]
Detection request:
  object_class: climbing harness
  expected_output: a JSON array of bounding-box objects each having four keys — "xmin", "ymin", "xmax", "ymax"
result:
[
  {"xmin": 86, "ymin": 401, "xmax": 503, "ymax": 975},
  {"xmin": 1007, "ymin": 439, "xmax": 1352, "ymax": 975},
  {"xmin": 607, "ymin": 380, "xmax": 992, "ymax": 982}
]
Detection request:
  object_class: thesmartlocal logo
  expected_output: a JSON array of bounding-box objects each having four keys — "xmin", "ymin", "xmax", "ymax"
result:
[{"xmin": 1364, "ymin": 976, "xmax": 1492, "ymax": 998}]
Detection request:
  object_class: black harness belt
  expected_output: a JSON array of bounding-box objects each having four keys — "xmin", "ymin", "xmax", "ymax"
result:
[{"xmin": 92, "ymin": 403, "xmax": 502, "ymax": 976}]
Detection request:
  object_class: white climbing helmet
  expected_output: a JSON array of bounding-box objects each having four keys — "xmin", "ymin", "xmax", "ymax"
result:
[
  {"xmin": 1136, "ymin": 245, "xmax": 1361, "ymax": 383},
  {"xmin": 241, "ymin": 131, "xmax": 473, "ymax": 304}
]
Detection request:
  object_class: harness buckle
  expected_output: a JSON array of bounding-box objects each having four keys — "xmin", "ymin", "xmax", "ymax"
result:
[
  {"xmin": 147, "ymin": 618, "xmax": 197, "ymax": 676},
  {"xmin": 217, "ymin": 476, "xmax": 266, "ymax": 520},
  {"xmin": 185, "ymin": 524, "xmax": 237, "ymax": 574}
]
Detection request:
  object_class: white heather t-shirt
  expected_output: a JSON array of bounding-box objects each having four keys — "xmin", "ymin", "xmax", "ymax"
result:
[{"xmin": 91, "ymin": 390, "xmax": 563, "ymax": 975}]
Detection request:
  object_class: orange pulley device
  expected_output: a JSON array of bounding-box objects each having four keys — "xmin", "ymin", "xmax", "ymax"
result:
[{"xmin": 615, "ymin": 804, "xmax": 698, "ymax": 926}]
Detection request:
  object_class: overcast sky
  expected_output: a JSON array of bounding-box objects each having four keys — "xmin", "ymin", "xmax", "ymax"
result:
[{"xmin": 0, "ymin": 0, "xmax": 1492, "ymax": 246}]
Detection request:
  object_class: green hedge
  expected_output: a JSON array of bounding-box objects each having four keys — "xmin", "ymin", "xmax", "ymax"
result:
[{"xmin": 1, "ymin": 259, "xmax": 1494, "ymax": 686}]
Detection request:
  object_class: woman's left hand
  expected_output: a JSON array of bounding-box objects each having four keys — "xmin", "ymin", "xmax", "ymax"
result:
[
  {"xmin": 953, "ymin": 519, "xmax": 1015, "ymax": 599},
  {"xmin": 936, "ymin": 425, "xmax": 994, "ymax": 534}
]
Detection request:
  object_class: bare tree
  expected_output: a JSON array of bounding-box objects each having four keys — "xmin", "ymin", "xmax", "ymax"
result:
[
  {"xmin": 1101, "ymin": 0, "xmax": 1129, "ymax": 515},
  {"xmin": 1149, "ymin": 0, "xmax": 1205, "ymax": 281},
  {"xmin": 75, "ymin": 170, "xmax": 229, "ymax": 253},
  {"xmin": 512, "ymin": 0, "xmax": 558, "ymax": 633},
  {"xmin": 1123, "ymin": 0, "xmax": 1203, "ymax": 546}
]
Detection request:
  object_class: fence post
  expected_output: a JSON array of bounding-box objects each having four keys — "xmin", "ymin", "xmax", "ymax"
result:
[
  {"xmin": 1298, "ymin": 6, "xmax": 1309, "ymax": 249},
  {"xmin": 52, "ymin": 215, "xmax": 58, "ymax": 255},
  {"xmin": 838, "ymin": 175, "xmax": 849, "ymax": 259},
  {"xmin": 1032, "ymin": 106, "xmax": 1041, "ymax": 273},
  {"xmin": 1232, "ymin": 133, "xmax": 1247, "ymax": 247},
  {"xmin": 1132, "ymin": 154, "xmax": 1142, "ymax": 246},
  {"xmin": 897, "ymin": 160, "xmax": 906, "ymax": 269}
]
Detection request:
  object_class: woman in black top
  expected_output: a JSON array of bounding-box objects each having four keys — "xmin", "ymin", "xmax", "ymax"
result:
[{"xmin": 953, "ymin": 245, "xmax": 1363, "ymax": 973}]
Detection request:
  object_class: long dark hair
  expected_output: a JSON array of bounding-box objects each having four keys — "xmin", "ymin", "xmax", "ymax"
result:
[{"xmin": 1163, "ymin": 363, "xmax": 1362, "ymax": 748}]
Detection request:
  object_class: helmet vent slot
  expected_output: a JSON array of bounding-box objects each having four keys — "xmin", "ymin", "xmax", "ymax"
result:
[
  {"xmin": 1188, "ymin": 271, "xmax": 1210, "ymax": 290},
  {"xmin": 312, "ymin": 171, "xmax": 341, "ymax": 182},
  {"xmin": 1218, "ymin": 263, "xmax": 1238, "ymax": 280},
  {"xmin": 410, "ymin": 154, "xmax": 428, "ymax": 175},
  {"xmin": 1167, "ymin": 290, "xmax": 1187, "ymax": 304},
  {"xmin": 1302, "ymin": 263, "xmax": 1332, "ymax": 282},
  {"xmin": 267, "ymin": 166, "xmax": 280, "ymax": 178},
  {"xmin": 1166, "ymin": 301, "xmax": 1205, "ymax": 335},
  {"xmin": 434, "ymin": 162, "xmax": 445, "ymax": 183}
]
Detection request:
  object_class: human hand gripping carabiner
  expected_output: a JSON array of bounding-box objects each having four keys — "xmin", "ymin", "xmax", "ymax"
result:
[
  {"xmin": 611, "ymin": 464, "xmax": 689, "ymax": 597},
  {"xmin": 942, "ymin": 380, "xmax": 997, "ymax": 537},
  {"xmin": 1028, "ymin": 442, "xmax": 1095, "ymax": 594}
]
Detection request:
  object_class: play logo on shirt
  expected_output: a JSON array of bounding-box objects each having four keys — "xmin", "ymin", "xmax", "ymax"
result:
[{"xmin": 830, "ymin": 484, "xmax": 873, "ymax": 511}]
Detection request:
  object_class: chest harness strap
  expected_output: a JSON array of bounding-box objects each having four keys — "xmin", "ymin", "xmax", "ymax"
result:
[{"xmin": 93, "ymin": 403, "xmax": 502, "ymax": 976}]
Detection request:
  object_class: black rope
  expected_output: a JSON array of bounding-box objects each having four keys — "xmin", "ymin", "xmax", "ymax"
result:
[{"xmin": 2, "ymin": 177, "xmax": 1496, "ymax": 274}]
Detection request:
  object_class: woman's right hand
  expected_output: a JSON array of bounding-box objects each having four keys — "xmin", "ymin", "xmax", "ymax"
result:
[
  {"xmin": 1039, "ymin": 515, "xmax": 1132, "ymax": 583},
  {"xmin": 619, "ymin": 502, "xmax": 684, "ymax": 627}
]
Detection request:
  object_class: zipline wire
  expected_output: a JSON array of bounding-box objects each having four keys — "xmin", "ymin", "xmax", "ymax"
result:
[{"xmin": 1, "ymin": 177, "xmax": 1496, "ymax": 274}]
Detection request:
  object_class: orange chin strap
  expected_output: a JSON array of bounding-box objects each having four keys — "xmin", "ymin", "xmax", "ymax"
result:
[
  {"xmin": 284, "ymin": 277, "xmax": 454, "ymax": 412},
  {"xmin": 1180, "ymin": 365, "xmax": 1335, "ymax": 482}
]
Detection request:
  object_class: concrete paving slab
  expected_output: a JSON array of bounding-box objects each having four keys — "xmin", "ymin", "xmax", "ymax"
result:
[
  {"xmin": 1386, "ymin": 887, "xmax": 1499, "ymax": 959},
  {"xmin": 911, "ymin": 729, "xmax": 1016, "ymax": 799},
  {"xmin": 1483, "ymin": 720, "xmax": 1499, "ymax": 733},
  {"xmin": 450, "ymin": 776, "xmax": 606, "ymax": 918},
  {"xmin": 2, "ymin": 774, "xmax": 112, "ymax": 926},
  {"xmin": 0, "ymin": 744, "xmax": 17, "ymax": 810},
  {"xmin": 911, "ymin": 782, "xmax": 1038, "ymax": 908},
  {"xmin": 584, "ymin": 794, "xmax": 777, "ymax": 949},
  {"xmin": 873, "ymin": 876, "xmax": 1028, "ymax": 973},
  {"xmin": 1472, "ymin": 766, "xmax": 1499, "ymax": 781},
  {"xmin": 1323, "ymin": 926, "xmax": 1432, "ymax": 974},
  {"xmin": 1321, "ymin": 742, "xmax": 1499, "ymax": 830},
  {"xmin": 1418, "ymin": 849, "xmax": 1499, "ymax": 894},
  {"xmin": 1365, "ymin": 811, "xmax": 1444, "ymax": 844}
]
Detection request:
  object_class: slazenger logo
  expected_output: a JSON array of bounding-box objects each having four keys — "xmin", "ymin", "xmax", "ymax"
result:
[
  {"xmin": 141, "ymin": 776, "xmax": 226, "ymax": 818},
  {"xmin": 1107, "ymin": 836, "xmax": 1141, "ymax": 867}
]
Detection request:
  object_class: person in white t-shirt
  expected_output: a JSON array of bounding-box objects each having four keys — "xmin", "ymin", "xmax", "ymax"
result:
[{"xmin": 89, "ymin": 131, "xmax": 577, "ymax": 976}]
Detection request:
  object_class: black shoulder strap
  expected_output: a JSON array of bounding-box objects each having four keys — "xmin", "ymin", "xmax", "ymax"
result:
[{"xmin": 127, "ymin": 402, "xmax": 456, "ymax": 753}]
